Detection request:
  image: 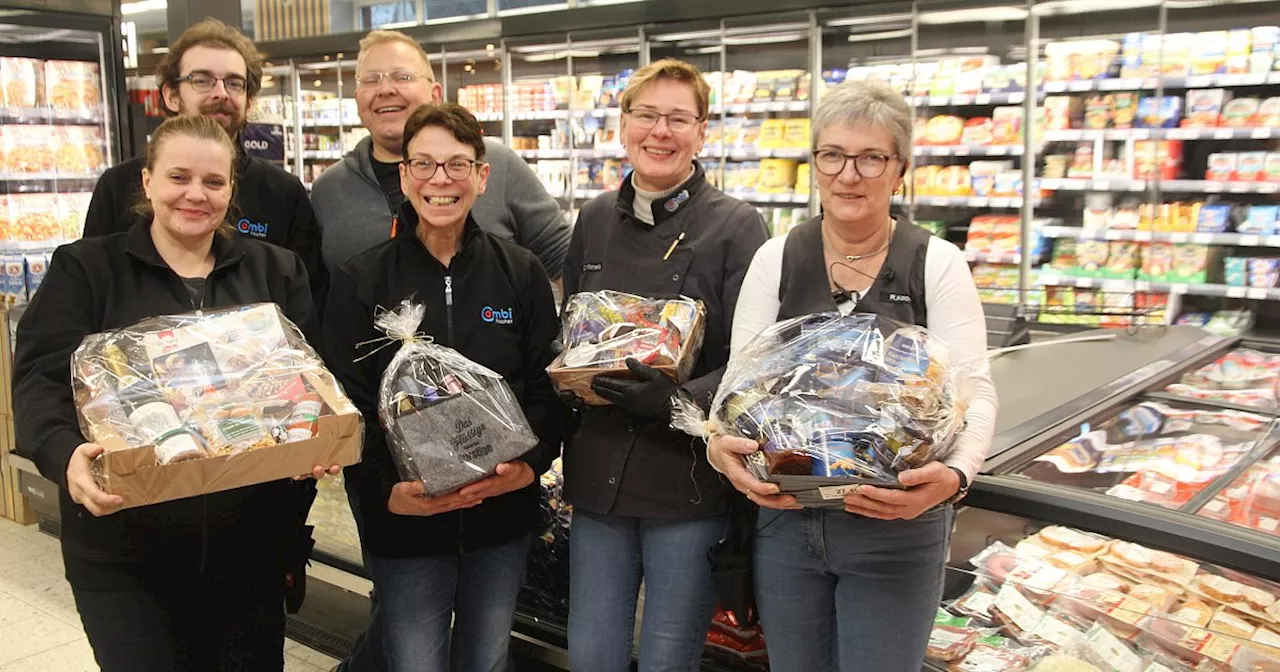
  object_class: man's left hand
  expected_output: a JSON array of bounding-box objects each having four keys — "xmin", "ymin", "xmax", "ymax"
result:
[
  {"xmin": 590, "ymin": 358, "xmax": 679, "ymax": 421},
  {"xmin": 842, "ymin": 462, "xmax": 960, "ymax": 520}
]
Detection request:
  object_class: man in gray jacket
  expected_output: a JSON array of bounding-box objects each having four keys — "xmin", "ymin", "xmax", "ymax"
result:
[{"xmin": 311, "ymin": 29, "xmax": 570, "ymax": 278}]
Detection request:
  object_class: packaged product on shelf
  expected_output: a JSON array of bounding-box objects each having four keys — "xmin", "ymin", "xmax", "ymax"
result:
[
  {"xmin": 1224, "ymin": 256, "xmax": 1248, "ymax": 286},
  {"xmin": 1133, "ymin": 141, "xmax": 1182, "ymax": 181},
  {"xmin": 1044, "ymin": 96, "xmax": 1084, "ymax": 131},
  {"xmin": 1252, "ymin": 26, "xmax": 1280, "ymax": 70},
  {"xmin": 1104, "ymin": 242, "xmax": 1141, "ymax": 278},
  {"xmin": 55, "ymin": 191, "xmax": 91, "ymax": 240},
  {"xmin": 1206, "ymin": 153, "xmax": 1236, "ymax": 182},
  {"xmin": 1043, "ymin": 155, "xmax": 1069, "ymax": 179},
  {"xmin": 7, "ymin": 193, "xmax": 59, "ymax": 244},
  {"xmin": 1267, "ymin": 152, "xmax": 1280, "ymax": 182},
  {"xmin": 23, "ymin": 252, "xmax": 47, "ymax": 299},
  {"xmin": 1248, "ymin": 258, "xmax": 1279, "ymax": 289},
  {"xmin": 741, "ymin": 118, "xmax": 763, "ymax": 149},
  {"xmin": 914, "ymin": 165, "xmax": 941, "ymax": 196},
  {"xmin": 1171, "ymin": 245, "xmax": 1217, "ymax": 284},
  {"xmin": 1044, "ymin": 39, "xmax": 1118, "ymax": 82},
  {"xmin": 73, "ymin": 303, "xmax": 362, "ymax": 508},
  {"xmin": 53, "ymin": 126, "xmax": 105, "ymax": 176},
  {"xmin": 1067, "ymin": 145, "xmax": 1094, "ymax": 178},
  {"xmin": 1137, "ymin": 96, "xmax": 1183, "ymax": 129},
  {"xmin": 703, "ymin": 119, "xmax": 723, "ymax": 148},
  {"xmin": 1075, "ymin": 241, "xmax": 1110, "ymax": 275},
  {"xmin": 1111, "ymin": 204, "xmax": 1140, "ymax": 231},
  {"xmin": 44, "ymin": 60, "xmax": 101, "ymax": 112},
  {"xmin": 1195, "ymin": 204, "xmax": 1230, "ymax": 233},
  {"xmin": 783, "ymin": 118, "xmax": 809, "ymax": 149},
  {"xmin": 1226, "ymin": 29, "xmax": 1253, "ymax": 74},
  {"xmin": 961, "ymin": 117, "xmax": 994, "ymax": 146},
  {"xmin": 922, "ymin": 115, "xmax": 965, "ymax": 145},
  {"xmin": 757, "ymin": 118, "xmax": 785, "ymax": 149},
  {"xmin": 1184, "ymin": 89, "xmax": 1228, "ymax": 128},
  {"xmin": 671, "ymin": 312, "xmax": 967, "ymax": 501},
  {"xmin": 994, "ymin": 171, "xmax": 1023, "ymax": 198},
  {"xmin": 969, "ymin": 161, "xmax": 1011, "ymax": 198},
  {"xmin": 1260, "ymin": 97, "xmax": 1280, "ymax": 127},
  {"xmin": 1221, "ymin": 98, "xmax": 1261, "ymax": 127},
  {"xmin": 1084, "ymin": 95, "xmax": 1112, "ymax": 130},
  {"xmin": 1235, "ymin": 151, "xmax": 1266, "ymax": 181},
  {"xmin": 757, "ymin": 158, "xmax": 798, "ymax": 193},
  {"xmin": 549, "ymin": 290, "xmax": 705, "ymax": 406},
  {"xmin": 722, "ymin": 117, "xmax": 744, "ymax": 148},
  {"xmin": 1051, "ymin": 239, "xmax": 1079, "ymax": 272},
  {"xmin": 1111, "ymin": 93, "xmax": 1139, "ymax": 130},
  {"xmin": 1240, "ymin": 205, "xmax": 1278, "ymax": 235},
  {"xmin": 937, "ymin": 165, "xmax": 972, "ymax": 196},
  {"xmin": 992, "ymin": 107, "xmax": 1023, "ymax": 145},
  {"xmin": 2, "ymin": 125, "xmax": 54, "ymax": 174},
  {"xmin": 1193, "ymin": 31, "xmax": 1231, "ymax": 76},
  {"xmin": 2, "ymin": 253, "xmax": 25, "ymax": 307},
  {"xmin": 795, "ymin": 163, "xmax": 810, "ymax": 192},
  {"xmin": 967, "ymin": 216, "xmax": 995, "ymax": 253},
  {"xmin": 0, "ymin": 57, "xmax": 40, "ymax": 108},
  {"xmin": 739, "ymin": 162, "xmax": 761, "ymax": 191},
  {"xmin": 370, "ymin": 301, "xmax": 538, "ymax": 498}
]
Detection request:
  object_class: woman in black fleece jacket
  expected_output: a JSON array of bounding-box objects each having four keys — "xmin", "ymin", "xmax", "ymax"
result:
[{"xmin": 13, "ymin": 115, "xmax": 328, "ymax": 672}]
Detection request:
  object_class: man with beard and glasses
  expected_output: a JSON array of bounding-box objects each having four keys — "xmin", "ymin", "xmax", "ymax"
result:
[{"xmin": 83, "ymin": 18, "xmax": 327, "ymax": 310}]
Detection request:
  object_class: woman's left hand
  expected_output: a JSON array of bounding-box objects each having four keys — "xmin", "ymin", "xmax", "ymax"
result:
[
  {"xmin": 843, "ymin": 462, "xmax": 960, "ymax": 520},
  {"xmin": 293, "ymin": 465, "xmax": 343, "ymax": 481},
  {"xmin": 457, "ymin": 461, "xmax": 535, "ymax": 503}
]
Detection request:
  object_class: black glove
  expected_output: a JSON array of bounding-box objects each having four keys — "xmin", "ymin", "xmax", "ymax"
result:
[{"xmin": 591, "ymin": 358, "xmax": 679, "ymax": 421}]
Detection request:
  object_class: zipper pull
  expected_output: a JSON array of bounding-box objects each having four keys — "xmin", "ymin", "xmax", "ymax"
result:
[{"xmin": 444, "ymin": 275, "xmax": 453, "ymax": 307}]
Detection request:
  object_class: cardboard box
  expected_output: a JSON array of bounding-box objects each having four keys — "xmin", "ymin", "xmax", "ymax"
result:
[{"xmin": 94, "ymin": 369, "xmax": 362, "ymax": 510}]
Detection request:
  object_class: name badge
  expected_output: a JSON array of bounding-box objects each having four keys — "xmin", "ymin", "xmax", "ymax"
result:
[
  {"xmin": 582, "ymin": 262, "xmax": 602, "ymax": 273},
  {"xmin": 882, "ymin": 292, "xmax": 912, "ymax": 304}
]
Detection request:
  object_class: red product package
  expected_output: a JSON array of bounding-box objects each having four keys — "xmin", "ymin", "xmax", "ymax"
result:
[{"xmin": 705, "ymin": 629, "xmax": 767, "ymax": 658}]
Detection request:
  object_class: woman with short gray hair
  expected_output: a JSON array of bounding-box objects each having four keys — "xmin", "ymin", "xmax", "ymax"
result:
[{"xmin": 706, "ymin": 79, "xmax": 999, "ymax": 671}]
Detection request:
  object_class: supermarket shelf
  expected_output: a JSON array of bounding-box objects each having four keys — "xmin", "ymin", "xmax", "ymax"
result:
[
  {"xmin": 724, "ymin": 190, "xmax": 810, "ymax": 204},
  {"xmin": 914, "ymin": 144, "xmax": 1024, "ymax": 157},
  {"xmin": 1037, "ymin": 177, "xmax": 1278, "ymax": 194},
  {"xmin": 1035, "ymin": 272, "xmax": 1280, "ymax": 300},
  {"xmin": 911, "ymin": 92, "xmax": 1026, "ymax": 106},
  {"xmin": 0, "ymin": 108, "xmax": 105, "ymax": 124},
  {"xmin": 966, "ymin": 251, "xmax": 1023, "ymax": 264},
  {"xmin": 517, "ymin": 148, "xmax": 628, "ymax": 160},
  {"xmin": 474, "ymin": 112, "xmax": 503, "ymax": 122},
  {"xmin": 907, "ymin": 195, "xmax": 1031, "ymax": 208},
  {"xmin": 0, "ymin": 241, "xmax": 65, "ymax": 252},
  {"xmin": 299, "ymin": 118, "xmax": 361, "ymax": 128},
  {"xmin": 710, "ymin": 101, "xmax": 808, "ymax": 114},
  {"xmin": 574, "ymin": 108, "xmax": 622, "ymax": 118},
  {"xmin": 512, "ymin": 110, "xmax": 567, "ymax": 121},
  {"xmin": 286, "ymin": 149, "xmax": 344, "ymax": 160},
  {"xmin": 1043, "ymin": 127, "xmax": 1275, "ymax": 142},
  {"xmin": 1039, "ymin": 226, "xmax": 1280, "ymax": 249},
  {"xmin": 0, "ymin": 171, "xmax": 103, "ymax": 182}
]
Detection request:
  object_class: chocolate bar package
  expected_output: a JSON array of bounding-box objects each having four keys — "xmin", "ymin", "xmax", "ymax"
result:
[
  {"xmin": 377, "ymin": 300, "xmax": 538, "ymax": 497},
  {"xmin": 673, "ymin": 312, "xmax": 969, "ymax": 506}
]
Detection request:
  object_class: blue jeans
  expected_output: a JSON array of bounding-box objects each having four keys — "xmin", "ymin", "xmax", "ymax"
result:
[
  {"xmin": 351, "ymin": 535, "xmax": 531, "ymax": 672},
  {"xmin": 568, "ymin": 509, "xmax": 725, "ymax": 672},
  {"xmin": 754, "ymin": 506, "xmax": 953, "ymax": 672}
]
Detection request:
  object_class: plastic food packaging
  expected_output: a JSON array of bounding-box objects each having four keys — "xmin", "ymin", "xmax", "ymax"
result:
[
  {"xmin": 374, "ymin": 301, "xmax": 539, "ymax": 497},
  {"xmin": 548, "ymin": 290, "xmax": 705, "ymax": 406},
  {"xmin": 72, "ymin": 303, "xmax": 362, "ymax": 508},
  {"xmin": 672, "ymin": 312, "xmax": 969, "ymax": 505}
]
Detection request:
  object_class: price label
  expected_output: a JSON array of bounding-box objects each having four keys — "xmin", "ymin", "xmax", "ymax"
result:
[
  {"xmin": 1229, "ymin": 183, "xmax": 1250, "ymax": 193},
  {"xmin": 1227, "ymin": 287, "xmax": 1248, "ymax": 298},
  {"xmin": 988, "ymin": 146, "xmax": 1009, "ymax": 155},
  {"xmin": 1204, "ymin": 182, "xmax": 1224, "ymax": 193},
  {"xmin": 1135, "ymin": 231, "xmax": 1153, "ymax": 242},
  {"xmin": 1170, "ymin": 232, "xmax": 1191, "ymax": 243},
  {"xmin": 729, "ymin": 104, "xmax": 747, "ymax": 114},
  {"xmin": 1239, "ymin": 235, "xmax": 1261, "ymax": 247},
  {"xmin": 954, "ymin": 146, "xmax": 971, "ymax": 156},
  {"xmin": 1261, "ymin": 184, "xmax": 1279, "ymax": 194},
  {"xmin": 953, "ymin": 95, "xmax": 973, "ymax": 105},
  {"xmin": 1172, "ymin": 284, "xmax": 1190, "ymax": 294},
  {"xmin": 928, "ymin": 96, "xmax": 949, "ymax": 106},
  {"xmin": 1093, "ymin": 180, "xmax": 1111, "ymax": 191},
  {"xmin": 1087, "ymin": 626, "xmax": 1144, "ymax": 672},
  {"xmin": 1251, "ymin": 128, "xmax": 1272, "ymax": 139},
  {"xmin": 1187, "ymin": 75, "xmax": 1213, "ymax": 88},
  {"xmin": 1041, "ymin": 274, "xmax": 1060, "ymax": 285},
  {"xmin": 1247, "ymin": 288, "xmax": 1268, "ymax": 300},
  {"xmin": 1078, "ymin": 277, "xmax": 1095, "ymax": 288},
  {"xmin": 1010, "ymin": 92, "xmax": 1025, "ymax": 103},
  {"xmin": 1130, "ymin": 129, "xmax": 1151, "ymax": 139},
  {"xmin": 995, "ymin": 585, "xmax": 1045, "ymax": 634},
  {"xmin": 1168, "ymin": 128, "xmax": 1193, "ymax": 140},
  {"xmin": 970, "ymin": 197, "xmax": 990, "ymax": 207},
  {"xmin": 991, "ymin": 198, "xmax": 1012, "ymax": 208},
  {"xmin": 975, "ymin": 94, "xmax": 991, "ymax": 105},
  {"xmin": 1105, "ymin": 229, "xmax": 1123, "ymax": 240},
  {"xmin": 1068, "ymin": 81, "xmax": 1092, "ymax": 91},
  {"xmin": 1044, "ymin": 82, "xmax": 1067, "ymax": 92},
  {"xmin": 1135, "ymin": 281, "xmax": 1151, "ymax": 291},
  {"xmin": 1266, "ymin": 236, "xmax": 1280, "ymax": 248},
  {"xmin": 1214, "ymin": 129, "xmax": 1235, "ymax": 140},
  {"xmin": 1193, "ymin": 233, "xmax": 1213, "ymax": 244}
]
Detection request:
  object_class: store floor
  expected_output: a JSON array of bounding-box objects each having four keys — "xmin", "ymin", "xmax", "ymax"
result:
[{"xmin": 0, "ymin": 517, "xmax": 341, "ymax": 671}]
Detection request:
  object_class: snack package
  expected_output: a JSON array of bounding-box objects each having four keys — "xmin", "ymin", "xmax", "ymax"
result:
[
  {"xmin": 2, "ymin": 125, "xmax": 54, "ymax": 174},
  {"xmin": 0, "ymin": 57, "xmax": 40, "ymax": 108},
  {"xmin": 1084, "ymin": 95, "xmax": 1113, "ymax": 130},
  {"xmin": 1236, "ymin": 152, "xmax": 1266, "ymax": 181},
  {"xmin": 1268, "ymin": 153, "xmax": 1280, "ymax": 182},
  {"xmin": 1137, "ymin": 97, "xmax": 1183, "ymax": 129},
  {"xmin": 1206, "ymin": 153, "xmax": 1236, "ymax": 182},
  {"xmin": 53, "ymin": 126, "xmax": 105, "ymax": 176},
  {"xmin": 923, "ymin": 115, "xmax": 965, "ymax": 145},
  {"xmin": 7, "ymin": 193, "xmax": 60, "ymax": 244},
  {"xmin": 55, "ymin": 191, "xmax": 92, "ymax": 240},
  {"xmin": 1112, "ymin": 93, "xmax": 1139, "ymax": 129},
  {"xmin": 1261, "ymin": 97, "xmax": 1280, "ymax": 127},
  {"xmin": 550, "ymin": 291, "xmax": 705, "ymax": 406},
  {"xmin": 1184, "ymin": 89, "xmax": 1228, "ymax": 128},
  {"xmin": 72, "ymin": 303, "xmax": 362, "ymax": 508},
  {"xmin": 672, "ymin": 312, "xmax": 969, "ymax": 502},
  {"xmin": 44, "ymin": 60, "xmax": 101, "ymax": 113},
  {"xmin": 1076, "ymin": 241, "xmax": 1111, "ymax": 275},
  {"xmin": 374, "ymin": 301, "xmax": 538, "ymax": 497},
  {"xmin": 1195, "ymin": 204, "xmax": 1231, "ymax": 233},
  {"xmin": 1221, "ymin": 98, "xmax": 1260, "ymax": 127},
  {"xmin": 1105, "ymin": 242, "xmax": 1140, "ymax": 278},
  {"xmin": 1168, "ymin": 245, "xmax": 1213, "ymax": 284},
  {"xmin": 1224, "ymin": 258, "xmax": 1248, "ymax": 287}
]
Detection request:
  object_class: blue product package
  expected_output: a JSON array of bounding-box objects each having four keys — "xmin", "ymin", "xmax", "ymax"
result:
[
  {"xmin": 1224, "ymin": 257, "xmax": 1248, "ymax": 286},
  {"xmin": 1240, "ymin": 205, "xmax": 1278, "ymax": 235},
  {"xmin": 1197, "ymin": 204, "xmax": 1232, "ymax": 233},
  {"xmin": 24, "ymin": 253, "xmax": 48, "ymax": 299},
  {"xmin": 1, "ymin": 254, "xmax": 25, "ymax": 308}
]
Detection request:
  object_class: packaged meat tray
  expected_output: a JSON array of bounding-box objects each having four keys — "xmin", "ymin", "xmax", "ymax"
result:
[
  {"xmin": 1165, "ymin": 349, "xmax": 1279, "ymax": 412},
  {"xmin": 549, "ymin": 290, "xmax": 705, "ymax": 406},
  {"xmin": 73, "ymin": 303, "xmax": 363, "ymax": 508},
  {"xmin": 672, "ymin": 312, "xmax": 968, "ymax": 504}
]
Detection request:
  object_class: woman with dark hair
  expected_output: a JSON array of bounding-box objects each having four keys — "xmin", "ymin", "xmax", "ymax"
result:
[
  {"xmin": 14, "ymin": 114, "xmax": 327, "ymax": 672},
  {"xmin": 324, "ymin": 102, "xmax": 564, "ymax": 672}
]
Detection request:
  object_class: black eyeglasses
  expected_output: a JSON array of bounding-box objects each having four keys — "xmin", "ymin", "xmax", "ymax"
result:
[
  {"xmin": 403, "ymin": 158, "xmax": 481, "ymax": 181},
  {"xmin": 177, "ymin": 72, "xmax": 248, "ymax": 95},
  {"xmin": 812, "ymin": 150, "xmax": 899, "ymax": 178}
]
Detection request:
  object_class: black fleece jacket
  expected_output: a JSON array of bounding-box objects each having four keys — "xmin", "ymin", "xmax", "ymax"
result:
[{"xmin": 323, "ymin": 200, "xmax": 565, "ymax": 558}]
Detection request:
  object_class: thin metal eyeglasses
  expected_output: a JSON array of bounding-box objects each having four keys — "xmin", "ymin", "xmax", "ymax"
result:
[
  {"xmin": 625, "ymin": 108, "xmax": 703, "ymax": 132},
  {"xmin": 178, "ymin": 72, "xmax": 248, "ymax": 95},
  {"xmin": 402, "ymin": 158, "xmax": 481, "ymax": 181},
  {"xmin": 357, "ymin": 70, "xmax": 431, "ymax": 89},
  {"xmin": 812, "ymin": 150, "xmax": 900, "ymax": 178}
]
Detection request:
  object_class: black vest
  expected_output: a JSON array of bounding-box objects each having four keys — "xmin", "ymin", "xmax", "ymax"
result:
[{"xmin": 777, "ymin": 215, "xmax": 931, "ymax": 327}]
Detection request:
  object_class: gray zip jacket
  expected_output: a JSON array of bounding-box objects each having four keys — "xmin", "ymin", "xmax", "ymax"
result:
[{"xmin": 311, "ymin": 136, "xmax": 570, "ymax": 277}]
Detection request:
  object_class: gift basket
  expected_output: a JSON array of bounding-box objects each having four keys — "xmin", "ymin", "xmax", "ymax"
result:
[
  {"xmin": 375, "ymin": 300, "xmax": 539, "ymax": 497},
  {"xmin": 73, "ymin": 303, "xmax": 363, "ymax": 508},
  {"xmin": 549, "ymin": 290, "xmax": 706, "ymax": 405},
  {"xmin": 673, "ymin": 312, "xmax": 968, "ymax": 507}
]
